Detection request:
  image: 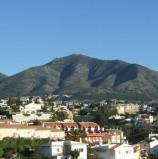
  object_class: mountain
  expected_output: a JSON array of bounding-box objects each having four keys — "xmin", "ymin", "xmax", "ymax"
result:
[
  {"xmin": 0, "ymin": 54, "xmax": 158, "ymax": 101},
  {"xmin": 0, "ymin": 73, "xmax": 8, "ymax": 81}
]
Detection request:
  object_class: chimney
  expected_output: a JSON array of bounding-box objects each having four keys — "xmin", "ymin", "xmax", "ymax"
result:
[
  {"xmin": 108, "ymin": 139, "xmax": 111, "ymax": 144},
  {"xmin": 79, "ymin": 137, "xmax": 82, "ymax": 143}
]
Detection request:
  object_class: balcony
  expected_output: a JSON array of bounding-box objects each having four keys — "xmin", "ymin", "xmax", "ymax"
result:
[{"xmin": 86, "ymin": 132, "xmax": 103, "ymax": 137}]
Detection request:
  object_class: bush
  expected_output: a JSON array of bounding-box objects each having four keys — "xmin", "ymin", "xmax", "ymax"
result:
[
  {"xmin": 23, "ymin": 114, "xmax": 30, "ymax": 116},
  {"xmin": 29, "ymin": 153, "xmax": 44, "ymax": 159}
]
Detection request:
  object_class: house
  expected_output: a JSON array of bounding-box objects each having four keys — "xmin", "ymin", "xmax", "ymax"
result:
[
  {"xmin": 141, "ymin": 114, "xmax": 153, "ymax": 123},
  {"xmin": 124, "ymin": 104, "xmax": 140, "ymax": 114},
  {"xmin": 133, "ymin": 144, "xmax": 147, "ymax": 159},
  {"xmin": 61, "ymin": 123, "xmax": 79, "ymax": 132},
  {"xmin": 139, "ymin": 139, "xmax": 158, "ymax": 157},
  {"xmin": 42, "ymin": 122, "xmax": 105, "ymax": 145},
  {"xmin": 0, "ymin": 99, "xmax": 9, "ymax": 108},
  {"xmin": 149, "ymin": 133, "xmax": 158, "ymax": 140},
  {"xmin": 43, "ymin": 122, "xmax": 63, "ymax": 130},
  {"xmin": 103, "ymin": 133, "xmax": 120, "ymax": 144},
  {"xmin": 109, "ymin": 129, "xmax": 125, "ymax": 143},
  {"xmin": 92, "ymin": 143, "xmax": 134, "ymax": 159},
  {"xmin": 0, "ymin": 120, "xmax": 65, "ymax": 140},
  {"xmin": 37, "ymin": 140, "xmax": 88, "ymax": 159},
  {"xmin": 135, "ymin": 114, "xmax": 153, "ymax": 127},
  {"xmin": 78, "ymin": 122, "xmax": 104, "ymax": 144},
  {"xmin": 19, "ymin": 102, "xmax": 42, "ymax": 114},
  {"xmin": 116, "ymin": 105, "xmax": 125, "ymax": 115}
]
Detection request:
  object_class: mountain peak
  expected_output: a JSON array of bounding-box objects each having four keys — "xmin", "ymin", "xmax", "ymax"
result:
[{"xmin": 0, "ymin": 55, "xmax": 158, "ymax": 101}]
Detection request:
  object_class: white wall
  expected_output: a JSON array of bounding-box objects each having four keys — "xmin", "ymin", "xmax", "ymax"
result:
[
  {"xmin": 12, "ymin": 113, "xmax": 51, "ymax": 123},
  {"xmin": 71, "ymin": 144, "xmax": 87, "ymax": 159},
  {"xmin": 93, "ymin": 144, "xmax": 134, "ymax": 159}
]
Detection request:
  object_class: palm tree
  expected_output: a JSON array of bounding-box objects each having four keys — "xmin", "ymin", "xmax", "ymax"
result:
[{"xmin": 67, "ymin": 129, "xmax": 85, "ymax": 142}]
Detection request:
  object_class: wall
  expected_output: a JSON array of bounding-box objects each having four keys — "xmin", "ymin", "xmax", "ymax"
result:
[{"xmin": 12, "ymin": 113, "xmax": 51, "ymax": 123}]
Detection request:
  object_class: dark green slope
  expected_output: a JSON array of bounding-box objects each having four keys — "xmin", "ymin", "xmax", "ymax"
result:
[
  {"xmin": 0, "ymin": 73, "xmax": 8, "ymax": 81},
  {"xmin": 0, "ymin": 54, "xmax": 158, "ymax": 100}
]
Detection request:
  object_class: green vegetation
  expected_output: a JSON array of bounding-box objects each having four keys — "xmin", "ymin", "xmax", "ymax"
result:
[
  {"xmin": 0, "ymin": 138, "xmax": 49, "ymax": 158},
  {"xmin": 95, "ymin": 105, "xmax": 117, "ymax": 126},
  {"xmin": 87, "ymin": 146, "xmax": 100, "ymax": 159},
  {"xmin": 66, "ymin": 130, "xmax": 85, "ymax": 142},
  {"xmin": 121, "ymin": 123, "xmax": 155, "ymax": 144},
  {"xmin": 23, "ymin": 114, "xmax": 30, "ymax": 116},
  {"xmin": 1, "ymin": 54, "xmax": 158, "ymax": 101},
  {"xmin": 50, "ymin": 111, "xmax": 68, "ymax": 121},
  {"xmin": 70, "ymin": 150, "xmax": 80, "ymax": 159},
  {"xmin": 80, "ymin": 109, "xmax": 89, "ymax": 115}
]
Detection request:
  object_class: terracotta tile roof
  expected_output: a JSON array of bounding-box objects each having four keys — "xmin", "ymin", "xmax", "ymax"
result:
[
  {"xmin": 105, "ymin": 133, "xmax": 117, "ymax": 136},
  {"xmin": 78, "ymin": 122, "xmax": 100, "ymax": 127},
  {"xmin": 51, "ymin": 128, "xmax": 65, "ymax": 132},
  {"xmin": 109, "ymin": 144, "xmax": 122, "ymax": 150},
  {"xmin": 61, "ymin": 123, "xmax": 78, "ymax": 127},
  {"xmin": 29, "ymin": 126, "xmax": 64, "ymax": 132},
  {"xmin": 134, "ymin": 145, "xmax": 146, "ymax": 153},
  {"xmin": 0, "ymin": 124, "xmax": 18, "ymax": 129},
  {"xmin": 30, "ymin": 126, "xmax": 52, "ymax": 131},
  {"xmin": 0, "ymin": 123, "xmax": 64, "ymax": 132},
  {"xmin": 140, "ymin": 139, "xmax": 154, "ymax": 144},
  {"xmin": 3, "ymin": 119, "xmax": 20, "ymax": 124},
  {"xmin": 44, "ymin": 122, "xmax": 62, "ymax": 126},
  {"xmin": 0, "ymin": 124, "xmax": 34, "ymax": 129}
]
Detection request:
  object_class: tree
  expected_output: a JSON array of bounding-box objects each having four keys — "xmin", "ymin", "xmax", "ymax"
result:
[
  {"xmin": 95, "ymin": 106, "xmax": 117, "ymax": 126},
  {"xmin": 87, "ymin": 146, "xmax": 100, "ymax": 159},
  {"xmin": 148, "ymin": 156, "xmax": 158, "ymax": 159},
  {"xmin": 67, "ymin": 130, "xmax": 85, "ymax": 142},
  {"xmin": 70, "ymin": 150, "xmax": 80, "ymax": 159},
  {"xmin": 0, "ymin": 148, "xmax": 4, "ymax": 158},
  {"xmin": 80, "ymin": 109, "xmax": 89, "ymax": 115},
  {"xmin": 33, "ymin": 119, "xmax": 41, "ymax": 125},
  {"xmin": 29, "ymin": 153, "xmax": 44, "ymax": 159},
  {"xmin": 11, "ymin": 155, "xmax": 27, "ymax": 159}
]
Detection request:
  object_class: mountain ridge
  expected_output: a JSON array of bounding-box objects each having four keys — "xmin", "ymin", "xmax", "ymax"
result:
[{"xmin": 0, "ymin": 54, "xmax": 158, "ymax": 101}]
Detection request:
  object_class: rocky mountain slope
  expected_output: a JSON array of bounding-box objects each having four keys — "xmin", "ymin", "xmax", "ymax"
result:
[{"xmin": 0, "ymin": 54, "xmax": 158, "ymax": 101}]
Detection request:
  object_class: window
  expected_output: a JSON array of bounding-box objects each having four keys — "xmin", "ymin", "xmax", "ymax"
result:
[
  {"xmin": 56, "ymin": 148, "xmax": 60, "ymax": 152},
  {"xmin": 75, "ymin": 148, "xmax": 83, "ymax": 152}
]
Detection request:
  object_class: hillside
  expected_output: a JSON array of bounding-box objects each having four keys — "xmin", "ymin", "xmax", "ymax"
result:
[
  {"xmin": 0, "ymin": 73, "xmax": 8, "ymax": 82},
  {"xmin": 0, "ymin": 54, "xmax": 158, "ymax": 101}
]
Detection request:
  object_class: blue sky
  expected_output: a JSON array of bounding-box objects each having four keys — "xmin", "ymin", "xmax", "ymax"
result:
[{"xmin": 0, "ymin": 0, "xmax": 158, "ymax": 76}]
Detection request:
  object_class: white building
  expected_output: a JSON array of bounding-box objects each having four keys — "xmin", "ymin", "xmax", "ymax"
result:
[
  {"xmin": 92, "ymin": 143, "xmax": 134, "ymax": 159},
  {"xmin": 20, "ymin": 102, "xmax": 42, "ymax": 114},
  {"xmin": 37, "ymin": 140, "xmax": 88, "ymax": 159},
  {"xmin": 139, "ymin": 139, "xmax": 158, "ymax": 157},
  {"xmin": 0, "ymin": 99, "xmax": 9, "ymax": 108},
  {"xmin": 135, "ymin": 114, "xmax": 153, "ymax": 127}
]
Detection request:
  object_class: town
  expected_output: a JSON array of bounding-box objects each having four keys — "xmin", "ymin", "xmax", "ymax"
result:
[{"xmin": 0, "ymin": 95, "xmax": 158, "ymax": 159}]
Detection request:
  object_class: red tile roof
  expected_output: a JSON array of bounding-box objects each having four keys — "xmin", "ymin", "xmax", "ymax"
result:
[
  {"xmin": 61, "ymin": 123, "xmax": 78, "ymax": 127},
  {"xmin": 78, "ymin": 122, "xmax": 100, "ymax": 127},
  {"xmin": 109, "ymin": 144, "xmax": 122, "ymax": 150}
]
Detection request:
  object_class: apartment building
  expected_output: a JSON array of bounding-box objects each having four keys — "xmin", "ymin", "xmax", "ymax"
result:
[
  {"xmin": 92, "ymin": 143, "xmax": 134, "ymax": 159},
  {"xmin": 37, "ymin": 140, "xmax": 88, "ymax": 159},
  {"xmin": 0, "ymin": 120, "xmax": 65, "ymax": 140},
  {"xmin": 42, "ymin": 122, "xmax": 105, "ymax": 144}
]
